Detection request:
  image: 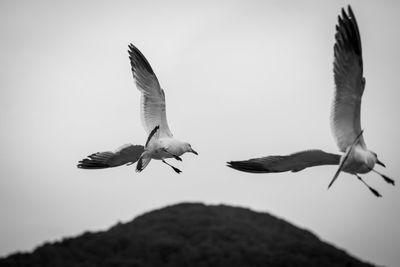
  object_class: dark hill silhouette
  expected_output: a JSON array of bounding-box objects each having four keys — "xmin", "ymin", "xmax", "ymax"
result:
[{"xmin": 1, "ymin": 203, "xmax": 376, "ymax": 267}]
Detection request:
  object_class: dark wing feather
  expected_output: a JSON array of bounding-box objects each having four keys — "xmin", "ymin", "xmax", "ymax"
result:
[
  {"xmin": 145, "ymin": 125, "xmax": 160, "ymax": 147},
  {"xmin": 227, "ymin": 150, "xmax": 340, "ymax": 173},
  {"xmin": 77, "ymin": 144, "xmax": 144, "ymax": 169}
]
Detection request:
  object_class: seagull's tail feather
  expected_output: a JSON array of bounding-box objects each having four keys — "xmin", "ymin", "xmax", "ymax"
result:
[{"xmin": 136, "ymin": 152, "xmax": 152, "ymax": 173}]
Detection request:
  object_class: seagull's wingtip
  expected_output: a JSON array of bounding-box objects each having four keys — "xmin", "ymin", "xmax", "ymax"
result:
[
  {"xmin": 227, "ymin": 162, "xmax": 239, "ymax": 171},
  {"xmin": 327, "ymin": 179, "xmax": 335, "ymax": 190},
  {"xmin": 347, "ymin": 5, "xmax": 354, "ymax": 16}
]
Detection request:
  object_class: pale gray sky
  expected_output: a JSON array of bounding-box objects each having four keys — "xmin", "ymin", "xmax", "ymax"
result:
[{"xmin": 1, "ymin": 0, "xmax": 399, "ymax": 266}]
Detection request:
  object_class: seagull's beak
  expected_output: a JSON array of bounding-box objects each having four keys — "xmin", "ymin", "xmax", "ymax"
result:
[
  {"xmin": 190, "ymin": 148, "xmax": 198, "ymax": 155},
  {"xmin": 376, "ymin": 159, "xmax": 386, "ymax": 168}
]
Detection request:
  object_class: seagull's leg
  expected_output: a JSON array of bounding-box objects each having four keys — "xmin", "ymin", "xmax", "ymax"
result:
[
  {"xmin": 162, "ymin": 159, "xmax": 182, "ymax": 174},
  {"xmin": 162, "ymin": 148, "xmax": 182, "ymax": 161},
  {"xmin": 371, "ymin": 169, "xmax": 395, "ymax": 186},
  {"xmin": 355, "ymin": 174, "xmax": 382, "ymax": 197},
  {"xmin": 173, "ymin": 155, "xmax": 182, "ymax": 161}
]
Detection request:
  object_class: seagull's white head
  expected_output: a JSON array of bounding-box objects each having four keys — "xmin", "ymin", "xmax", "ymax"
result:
[{"xmin": 183, "ymin": 142, "xmax": 198, "ymax": 155}]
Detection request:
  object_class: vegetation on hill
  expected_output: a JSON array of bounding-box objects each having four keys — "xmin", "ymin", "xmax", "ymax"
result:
[{"xmin": 0, "ymin": 203, "xmax": 376, "ymax": 267}]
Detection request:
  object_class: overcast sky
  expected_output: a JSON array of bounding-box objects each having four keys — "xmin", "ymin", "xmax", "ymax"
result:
[{"xmin": 1, "ymin": 0, "xmax": 400, "ymax": 266}]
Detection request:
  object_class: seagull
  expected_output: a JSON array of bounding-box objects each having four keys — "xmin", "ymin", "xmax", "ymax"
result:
[
  {"xmin": 78, "ymin": 44, "xmax": 198, "ymax": 173},
  {"xmin": 227, "ymin": 6, "xmax": 394, "ymax": 197}
]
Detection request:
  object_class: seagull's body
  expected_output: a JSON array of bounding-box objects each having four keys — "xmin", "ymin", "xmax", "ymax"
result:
[
  {"xmin": 78, "ymin": 44, "xmax": 197, "ymax": 173},
  {"xmin": 149, "ymin": 138, "xmax": 192, "ymax": 160},
  {"xmin": 227, "ymin": 6, "xmax": 394, "ymax": 196},
  {"xmin": 342, "ymin": 145, "xmax": 375, "ymax": 174}
]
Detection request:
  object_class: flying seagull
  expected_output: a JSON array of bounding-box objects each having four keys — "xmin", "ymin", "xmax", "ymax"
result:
[
  {"xmin": 227, "ymin": 6, "xmax": 394, "ymax": 197},
  {"xmin": 78, "ymin": 44, "xmax": 198, "ymax": 173}
]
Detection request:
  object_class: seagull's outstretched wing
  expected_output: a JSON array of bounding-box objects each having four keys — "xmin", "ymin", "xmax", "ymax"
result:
[
  {"xmin": 331, "ymin": 6, "xmax": 366, "ymax": 152},
  {"xmin": 78, "ymin": 144, "xmax": 144, "ymax": 169},
  {"xmin": 227, "ymin": 150, "xmax": 340, "ymax": 173},
  {"xmin": 128, "ymin": 44, "xmax": 172, "ymax": 138}
]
